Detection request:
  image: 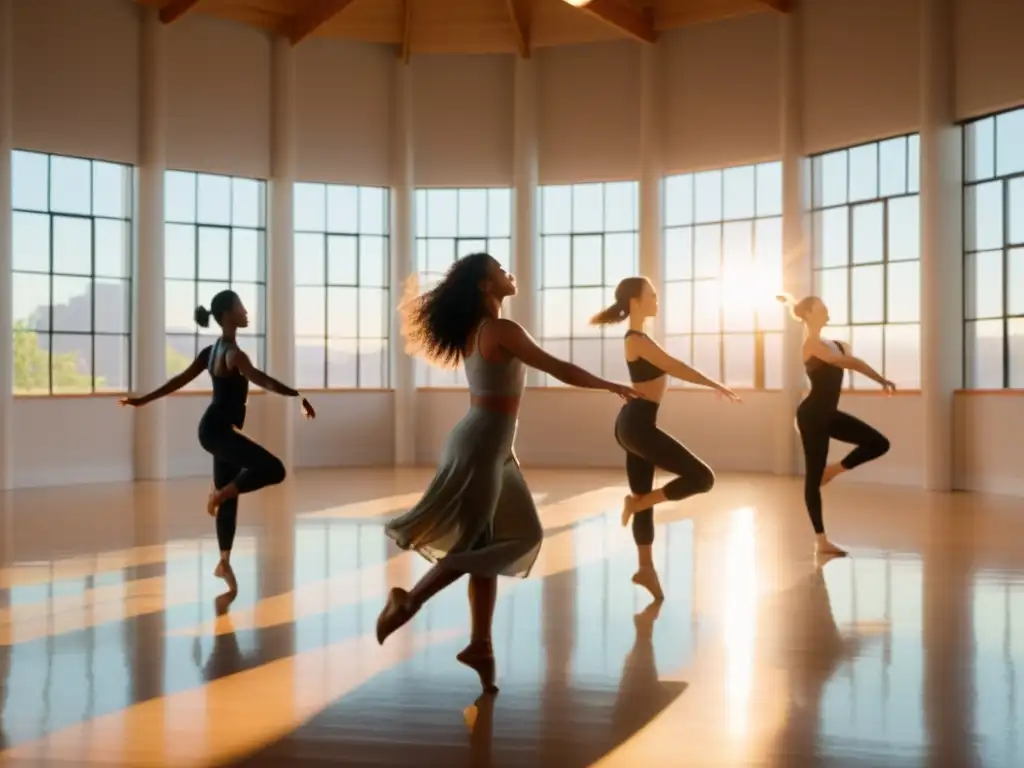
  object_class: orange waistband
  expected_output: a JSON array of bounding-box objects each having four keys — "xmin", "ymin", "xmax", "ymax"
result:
[{"xmin": 470, "ymin": 393, "xmax": 520, "ymax": 414}]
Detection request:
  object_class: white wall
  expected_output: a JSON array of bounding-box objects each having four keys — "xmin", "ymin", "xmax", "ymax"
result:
[{"xmin": 7, "ymin": 0, "xmax": 1024, "ymax": 494}]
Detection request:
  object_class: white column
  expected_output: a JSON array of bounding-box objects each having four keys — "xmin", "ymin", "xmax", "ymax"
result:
[
  {"xmin": 390, "ymin": 58, "xmax": 416, "ymax": 465},
  {"xmin": 133, "ymin": 7, "xmax": 168, "ymax": 480},
  {"xmin": 920, "ymin": 0, "xmax": 960, "ymax": 491},
  {"xmin": 639, "ymin": 43, "xmax": 663, "ymax": 342},
  {"xmin": 266, "ymin": 36, "xmax": 296, "ymax": 470},
  {"xmin": 775, "ymin": 8, "xmax": 810, "ymax": 476},
  {"xmin": 512, "ymin": 56, "xmax": 541, "ymax": 385},
  {"xmin": 0, "ymin": 0, "xmax": 13, "ymax": 491}
]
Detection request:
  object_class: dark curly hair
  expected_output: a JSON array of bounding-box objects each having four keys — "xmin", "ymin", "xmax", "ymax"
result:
[{"xmin": 399, "ymin": 252, "xmax": 497, "ymax": 368}]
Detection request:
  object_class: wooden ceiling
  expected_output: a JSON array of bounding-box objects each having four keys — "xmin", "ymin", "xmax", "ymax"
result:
[{"xmin": 138, "ymin": 0, "xmax": 790, "ymax": 57}]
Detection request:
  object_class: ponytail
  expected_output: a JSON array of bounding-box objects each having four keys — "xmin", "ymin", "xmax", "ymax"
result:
[
  {"xmin": 590, "ymin": 299, "xmax": 629, "ymax": 326},
  {"xmin": 194, "ymin": 305, "xmax": 211, "ymax": 328},
  {"xmin": 776, "ymin": 292, "xmax": 815, "ymax": 322},
  {"xmin": 591, "ymin": 275, "xmax": 648, "ymax": 326}
]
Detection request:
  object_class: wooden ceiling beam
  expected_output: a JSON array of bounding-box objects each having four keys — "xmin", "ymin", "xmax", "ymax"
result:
[
  {"xmin": 506, "ymin": 0, "xmax": 531, "ymax": 58},
  {"xmin": 758, "ymin": 0, "xmax": 793, "ymax": 11},
  {"xmin": 159, "ymin": 0, "xmax": 201, "ymax": 24},
  {"xmin": 563, "ymin": 0, "xmax": 657, "ymax": 44},
  {"xmin": 286, "ymin": 0, "xmax": 359, "ymax": 45},
  {"xmin": 399, "ymin": 0, "xmax": 413, "ymax": 63}
]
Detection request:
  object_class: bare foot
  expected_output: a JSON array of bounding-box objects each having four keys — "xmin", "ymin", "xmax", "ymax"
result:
[
  {"xmin": 815, "ymin": 539, "xmax": 848, "ymax": 558},
  {"xmin": 621, "ymin": 494, "xmax": 643, "ymax": 527},
  {"xmin": 213, "ymin": 560, "xmax": 238, "ymax": 592},
  {"xmin": 456, "ymin": 640, "xmax": 499, "ymax": 694},
  {"xmin": 376, "ymin": 587, "xmax": 415, "ymax": 645},
  {"xmin": 820, "ymin": 463, "xmax": 846, "ymax": 487},
  {"xmin": 632, "ymin": 566, "xmax": 665, "ymax": 601},
  {"xmin": 207, "ymin": 488, "xmax": 221, "ymax": 517}
]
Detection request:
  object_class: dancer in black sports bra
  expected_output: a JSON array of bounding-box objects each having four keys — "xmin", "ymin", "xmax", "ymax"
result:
[
  {"xmin": 777, "ymin": 293, "xmax": 894, "ymax": 558},
  {"xmin": 591, "ymin": 276, "xmax": 740, "ymax": 601},
  {"xmin": 120, "ymin": 289, "xmax": 315, "ymax": 590}
]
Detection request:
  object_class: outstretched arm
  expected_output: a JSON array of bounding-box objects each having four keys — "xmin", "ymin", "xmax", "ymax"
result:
[
  {"xmin": 492, "ymin": 319, "xmax": 634, "ymax": 394},
  {"xmin": 226, "ymin": 348, "xmax": 300, "ymax": 397},
  {"xmin": 631, "ymin": 335, "xmax": 737, "ymax": 397},
  {"xmin": 805, "ymin": 338, "xmax": 894, "ymax": 389},
  {"xmin": 124, "ymin": 348, "xmax": 209, "ymax": 406}
]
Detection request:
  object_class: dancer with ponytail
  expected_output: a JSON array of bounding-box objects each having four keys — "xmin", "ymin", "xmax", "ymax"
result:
[
  {"xmin": 377, "ymin": 253, "xmax": 640, "ymax": 693},
  {"xmin": 777, "ymin": 293, "xmax": 893, "ymax": 557},
  {"xmin": 119, "ymin": 289, "xmax": 315, "ymax": 590},
  {"xmin": 592, "ymin": 276, "xmax": 740, "ymax": 601}
]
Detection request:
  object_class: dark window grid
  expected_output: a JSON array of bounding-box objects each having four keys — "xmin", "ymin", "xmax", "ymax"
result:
[
  {"xmin": 11, "ymin": 149, "xmax": 135, "ymax": 219},
  {"xmin": 176, "ymin": 225, "xmax": 266, "ymax": 352},
  {"xmin": 538, "ymin": 183, "xmax": 638, "ymax": 384},
  {"xmin": 539, "ymin": 233, "xmax": 632, "ymax": 383},
  {"xmin": 415, "ymin": 188, "xmax": 511, "ymax": 388},
  {"xmin": 959, "ymin": 109, "xmax": 1024, "ymax": 184},
  {"xmin": 295, "ymin": 240, "xmax": 391, "ymax": 389},
  {"xmin": 12, "ymin": 156, "xmax": 134, "ymax": 395},
  {"xmin": 962, "ymin": 173, "xmax": 1019, "ymax": 388},
  {"xmin": 809, "ymin": 133, "xmax": 918, "ymax": 209},
  {"xmin": 811, "ymin": 138, "xmax": 921, "ymax": 390},
  {"xmin": 419, "ymin": 188, "xmax": 508, "ymax": 246},
  {"xmin": 662, "ymin": 162, "xmax": 782, "ymax": 225},
  {"xmin": 662, "ymin": 210, "xmax": 775, "ymax": 389},
  {"xmin": 541, "ymin": 182, "xmax": 638, "ymax": 236},
  {"xmin": 164, "ymin": 170, "xmax": 267, "ymax": 228},
  {"xmin": 293, "ymin": 183, "xmax": 390, "ymax": 238}
]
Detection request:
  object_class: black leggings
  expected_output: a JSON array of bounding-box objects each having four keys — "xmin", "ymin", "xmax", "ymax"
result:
[
  {"xmin": 796, "ymin": 405, "xmax": 890, "ymax": 535},
  {"xmin": 198, "ymin": 408, "xmax": 287, "ymax": 552},
  {"xmin": 614, "ymin": 399, "xmax": 715, "ymax": 547}
]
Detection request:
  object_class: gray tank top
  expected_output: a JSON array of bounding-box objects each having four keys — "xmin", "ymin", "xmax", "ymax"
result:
[{"xmin": 464, "ymin": 319, "xmax": 526, "ymax": 397}]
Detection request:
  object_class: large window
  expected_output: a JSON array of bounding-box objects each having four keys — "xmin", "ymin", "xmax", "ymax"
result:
[
  {"xmin": 810, "ymin": 135, "xmax": 921, "ymax": 389},
  {"xmin": 663, "ymin": 162, "xmax": 784, "ymax": 389},
  {"xmin": 414, "ymin": 187, "xmax": 512, "ymax": 387},
  {"xmin": 164, "ymin": 171, "xmax": 266, "ymax": 390},
  {"xmin": 538, "ymin": 181, "xmax": 639, "ymax": 386},
  {"xmin": 963, "ymin": 107, "xmax": 1024, "ymax": 388},
  {"xmin": 11, "ymin": 151, "xmax": 133, "ymax": 395},
  {"xmin": 294, "ymin": 183, "xmax": 390, "ymax": 389}
]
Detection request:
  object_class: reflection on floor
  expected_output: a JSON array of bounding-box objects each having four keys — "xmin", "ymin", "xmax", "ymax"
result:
[{"xmin": 1, "ymin": 468, "xmax": 1023, "ymax": 766}]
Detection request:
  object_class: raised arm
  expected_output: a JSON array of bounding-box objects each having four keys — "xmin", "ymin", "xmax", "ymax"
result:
[
  {"xmin": 805, "ymin": 338, "xmax": 895, "ymax": 391},
  {"xmin": 491, "ymin": 319, "xmax": 637, "ymax": 396},
  {"xmin": 630, "ymin": 334, "xmax": 738, "ymax": 398},
  {"xmin": 120, "ymin": 347, "xmax": 210, "ymax": 406},
  {"xmin": 225, "ymin": 347, "xmax": 300, "ymax": 397}
]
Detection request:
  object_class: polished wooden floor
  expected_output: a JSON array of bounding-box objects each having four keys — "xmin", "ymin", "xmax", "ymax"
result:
[{"xmin": 1, "ymin": 468, "xmax": 1023, "ymax": 767}]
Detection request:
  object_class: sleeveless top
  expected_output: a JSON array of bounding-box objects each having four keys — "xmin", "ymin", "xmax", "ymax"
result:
[
  {"xmin": 464, "ymin": 319, "xmax": 525, "ymax": 398},
  {"xmin": 803, "ymin": 339, "xmax": 845, "ymax": 410},
  {"xmin": 624, "ymin": 330, "xmax": 665, "ymax": 383},
  {"xmin": 206, "ymin": 338, "xmax": 249, "ymax": 416}
]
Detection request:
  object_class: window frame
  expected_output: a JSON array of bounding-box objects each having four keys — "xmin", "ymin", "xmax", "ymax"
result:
[
  {"xmin": 11, "ymin": 149, "xmax": 134, "ymax": 397},
  {"xmin": 808, "ymin": 133, "xmax": 922, "ymax": 391},
  {"xmin": 414, "ymin": 186, "xmax": 513, "ymax": 389},
  {"xmin": 662, "ymin": 161, "xmax": 784, "ymax": 391},
  {"xmin": 537, "ymin": 181, "xmax": 640, "ymax": 387},
  {"xmin": 961, "ymin": 107, "xmax": 1024, "ymax": 389},
  {"xmin": 163, "ymin": 169, "xmax": 268, "ymax": 392},
  {"xmin": 293, "ymin": 181, "xmax": 391, "ymax": 390}
]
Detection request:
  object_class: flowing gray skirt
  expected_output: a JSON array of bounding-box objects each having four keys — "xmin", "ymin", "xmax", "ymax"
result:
[{"xmin": 385, "ymin": 406, "xmax": 543, "ymax": 579}]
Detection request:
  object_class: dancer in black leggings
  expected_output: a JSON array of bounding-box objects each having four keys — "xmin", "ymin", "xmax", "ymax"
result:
[
  {"xmin": 120, "ymin": 289, "xmax": 315, "ymax": 590},
  {"xmin": 591, "ymin": 277, "xmax": 740, "ymax": 600},
  {"xmin": 777, "ymin": 293, "xmax": 893, "ymax": 557}
]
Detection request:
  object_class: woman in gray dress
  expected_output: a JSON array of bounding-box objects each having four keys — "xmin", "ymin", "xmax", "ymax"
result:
[{"xmin": 378, "ymin": 252, "xmax": 640, "ymax": 694}]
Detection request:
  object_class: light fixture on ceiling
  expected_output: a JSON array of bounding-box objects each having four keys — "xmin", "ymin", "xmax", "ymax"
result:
[{"xmin": 563, "ymin": 0, "xmax": 592, "ymax": 7}]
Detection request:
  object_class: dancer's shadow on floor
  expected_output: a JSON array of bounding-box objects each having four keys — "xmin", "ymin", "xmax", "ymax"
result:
[
  {"xmin": 230, "ymin": 564, "xmax": 689, "ymax": 767},
  {"xmin": 758, "ymin": 556, "xmax": 890, "ymax": 767},
  {"xmin": 463, "ymin": 600, "xmax": 687, "ymax": 765}
]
